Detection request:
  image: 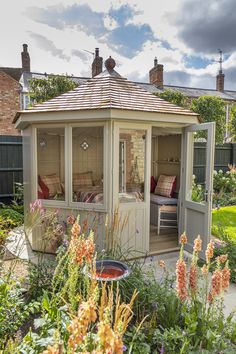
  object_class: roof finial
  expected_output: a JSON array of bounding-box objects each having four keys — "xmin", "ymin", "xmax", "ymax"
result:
[
  {"xmin": 105, "ymin": 56, "xmax": 116, "ymax": 71},
  {"xmin": 154, "ymin": 57, "xmax": 158, "ymax": 66}
]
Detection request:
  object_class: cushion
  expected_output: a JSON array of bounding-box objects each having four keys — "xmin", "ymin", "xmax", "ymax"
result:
[
  {"xmin": 73, "ymin": 171, "xmax": 93, "ymax": 191},
  {"xmin": 40, "ymin": 174, "xmax": 62, "ymax": 197},
  {"xmin": 154, "ymin": 175, "xmax": 176, "ymax": 198},
  {"xmin": 38, "ymin": 175, "xmax": 49, "ymax": 199},
  {"xmin": 150, "ymin": 193, "xmax": 177, "ymax": 205},
  {"xmin": 150, "ymin": 176, "xmax": 157, "ymax": 193}
]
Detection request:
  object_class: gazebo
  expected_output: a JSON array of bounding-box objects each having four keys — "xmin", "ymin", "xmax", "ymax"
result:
[{"xmin": 14, "ymin": 57, "xmax": 215, "ymax": 258}]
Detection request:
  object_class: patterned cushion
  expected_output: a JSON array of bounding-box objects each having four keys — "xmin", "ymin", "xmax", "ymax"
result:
[
  {"xmin": 154, "ymin": 175, "xmax": 176, "ymax": 198},
  {"xmin": 40, "ymin": 174, "xmax": 62, "ymax": 197},
  {"xmin": 73, "ymin": 172, "xmax": 93, "ymax": 190},
  {"xmin": 38, "ymin": 175, "xmax": 49, "ymax": 199}
]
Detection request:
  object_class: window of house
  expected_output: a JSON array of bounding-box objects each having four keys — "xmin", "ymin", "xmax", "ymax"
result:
[
  {"xmin": 37, "ymin": 128, "xmax": 65, "ymax": 201},
  {"xmin": 119, "ymin": 129, "xmax": 145, "ymax": 203},
  {"xmin": 72, "ymin": 126, "xmax": 104, "ymax": 204}
]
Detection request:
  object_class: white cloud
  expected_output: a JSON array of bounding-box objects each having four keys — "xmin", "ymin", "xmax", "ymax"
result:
[{"xmin": 1, "ymin": 0, "xmax": 236, "ymax": 89}]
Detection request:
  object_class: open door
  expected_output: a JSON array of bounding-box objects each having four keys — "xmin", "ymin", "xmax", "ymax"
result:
[{"xmin": 180, "ymin": 122, "xmax": 215, "ymax": 258}]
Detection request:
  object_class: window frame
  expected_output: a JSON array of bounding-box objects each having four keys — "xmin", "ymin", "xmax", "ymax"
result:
[{"xmin": 33, "ymin": 122, "xmax": 108, "ymax": 211}]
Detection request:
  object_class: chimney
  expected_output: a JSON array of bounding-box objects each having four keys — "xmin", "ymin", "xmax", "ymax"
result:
[
  {"xmin": 216, "ymin": 71, "xmax": 225, "ymax": 92},
  {"xmin": 21, "ymin": 44, "xmax": 31, "ymax": 72},
  {"xmin": 92, "ymin": 48, "xmax": 103, "ymax": 77},
  {"xmin": 149, "ymin": 57, "xmax": 164, "ymax": 88}
]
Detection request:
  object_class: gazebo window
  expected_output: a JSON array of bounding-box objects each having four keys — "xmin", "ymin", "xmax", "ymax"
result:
[
  {"xmin": 37, "ymin": 128, "xmax": 65, "ymax": 201},
  {"xmin": 119, "ymin": 129, "xmax": 145, "ymax": 202},
  {"xmin": 72, "ymin": 126, "xmax": 104, "ymax": 204}
]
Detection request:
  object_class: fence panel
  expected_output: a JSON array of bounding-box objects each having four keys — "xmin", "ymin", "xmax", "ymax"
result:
[
  {"xmin": 0, "ymin": 135, "xmax": 23, "ymax": 201},
  {"xmin": 193, "ymin": 143, "xmax": 236, "ymax": 184}
]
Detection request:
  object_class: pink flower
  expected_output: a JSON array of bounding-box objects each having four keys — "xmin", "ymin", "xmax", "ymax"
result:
[
  {"xmin": 189, "ymin": 265, "xmax": 197, "ymax": 293},
  {"xmin": 176, "ymin": 259, "xmax": 188, "ymax": 301}
]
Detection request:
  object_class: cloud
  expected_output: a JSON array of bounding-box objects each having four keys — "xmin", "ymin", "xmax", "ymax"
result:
[
  {"xmin": 29, "ymin": 32, "xmax": 70, "ymax": 61},
  {"xmin": 173, "ymin": 0, "xmax": 236, "ymax": 55},
  {"xmin": 71, "ymin": 49, "xmax": 90, "ymax": 63},
  {"xmin": 26, "ymin": 3, "xmax": 155, "ymax": 58}
]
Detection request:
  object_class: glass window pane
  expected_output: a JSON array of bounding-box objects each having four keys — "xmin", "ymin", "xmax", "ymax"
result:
[
  {"xmin": 119, "ymin": 129, "xmax": 145, "ymax": 203},
  {"xmin": 186, "ymin": 131, "xmax": 207, "ymax": 204},
  {"xmin": 72, "ymin": 126, "xmax": 104, "ymax": 204},
  {"xmin": 37, "ymin": 128, "xmax": 65, "ymax": 201}
]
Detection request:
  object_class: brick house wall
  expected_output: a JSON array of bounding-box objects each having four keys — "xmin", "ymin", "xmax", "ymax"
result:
[{"xmin": 0, "ymin": 71, "xmax": 21, "ymax": 135}]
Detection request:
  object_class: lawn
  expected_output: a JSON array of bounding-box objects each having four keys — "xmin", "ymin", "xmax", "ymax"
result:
[{"xmin": 212, "ymin": 206, "xmax": 236, "ymax": 239}]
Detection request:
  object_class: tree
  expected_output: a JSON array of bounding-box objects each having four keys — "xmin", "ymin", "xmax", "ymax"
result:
[
  {"xmin": 28, "ymin": 75, "xmax": 77, "ymax": 104},
  {"xmin": 155, "ymin": 89, "xmax": 189, "ymax": 108},
  {"xmin": 190, "ymin": 96, "xmax": 226, "ymax": 145}
]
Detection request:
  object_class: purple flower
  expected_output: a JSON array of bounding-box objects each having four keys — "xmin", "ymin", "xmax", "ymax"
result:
[
  {"xmin": 160, "ymin": 344, "xmax": 164, "ymax": 354},
  {"xmin": 122, "ymin": 345, "xmax": 127, "ymax": 352}
]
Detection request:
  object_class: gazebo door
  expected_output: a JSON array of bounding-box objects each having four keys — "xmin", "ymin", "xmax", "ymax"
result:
[
  {"xmin": 180, "ymin": 122, "xmax": 215, "ymax": 258},
  {"xmin": 113, "ymin": 123, "xmax": 151, "ymax": 255}
]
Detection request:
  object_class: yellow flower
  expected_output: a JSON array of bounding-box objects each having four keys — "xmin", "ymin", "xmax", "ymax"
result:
[
  {"xmin": 193, "ymin": 235, "xmax": 202, "ymax": 253},
  {"xmin": 180, "ymin": 232, "xmax": 188, "ymax": 245},
  {"xmin": 205, "ymin": 240, "xmax": 214, "ymax": 263}
]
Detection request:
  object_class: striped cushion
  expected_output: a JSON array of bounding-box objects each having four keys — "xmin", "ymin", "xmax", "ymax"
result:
[
  {"xmin": 154, "ymin": 175, "xmax": 176, "ymax": 198},
  {"xmin": 40, "ymin": 174, "xmax": 62, "ymax": 197},
  {"xmin": 73, "ymin": 172, "xmax": 93, "ymax": 190}
]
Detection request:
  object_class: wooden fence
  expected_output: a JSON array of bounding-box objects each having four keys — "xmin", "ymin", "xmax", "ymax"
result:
[
  {"xmin": 0, "ymin": 136, "xmax": 235, "ymax": 201},
  {"xmin": 0, "ymin": 135, "xmax": 23, "ymax": 202},
  {"xmin": 193, "ymin": 143, "xmax": 236, "ymax": 184}
]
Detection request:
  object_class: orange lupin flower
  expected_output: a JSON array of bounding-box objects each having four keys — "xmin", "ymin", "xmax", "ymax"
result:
[
  {"xmin": 189, "ymin": 265, "xmax": 197, "ymax": 293},
  {"xmin": 201, "ymin": 264, "xmax": 208, "ymax": 275},
  {"xmin": 205, "ymin": 240, "xmax": 214, "ymax": 263},
  {"xmin": 159, "ymin": 260, "xmax": 165, "ymax": 268},
  {"xmin": 218, "ymin": 254, "xmax": 228, "ymax": 264},
  {"xmin": 176, "ymin": 259, "xmax": 188, "ymax": 301},
  {"xmin": 71, "ymin": 222, "xmax": 81, "ymax": 238},
  {"xmin": 193, "ymin": 235, "xmax": 202, "ymax": 253},
  {"xmin": 180, "ymin": 232, "xmax": 188, "ymax": 245},
  {"xmin": 211, "ymin": 269, "xmax": 222, "ymax": 298},
  {"xmin": 222, "ymin": 263, "xmax": 230, "ymax": 291}
]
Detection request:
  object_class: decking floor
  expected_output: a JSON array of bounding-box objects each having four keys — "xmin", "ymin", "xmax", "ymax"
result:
[{"xmin": 149, "ymin": 224, "xmax": 179, "ymax": 254}]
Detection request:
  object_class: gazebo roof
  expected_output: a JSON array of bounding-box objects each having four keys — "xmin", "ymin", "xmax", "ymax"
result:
[{"xmin": 14, "ymin": 57, "xmax": 199, "ymax": 122}]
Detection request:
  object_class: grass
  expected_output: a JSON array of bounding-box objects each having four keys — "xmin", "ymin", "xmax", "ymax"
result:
[{"xmin": 212, "ymin": 206, "xmax": 236, "ymax": 240}]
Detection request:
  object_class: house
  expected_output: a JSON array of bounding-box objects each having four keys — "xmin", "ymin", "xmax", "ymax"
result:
[{"xmin": 14, "ymin": 56, "xmax": 215, "ymax": 258}]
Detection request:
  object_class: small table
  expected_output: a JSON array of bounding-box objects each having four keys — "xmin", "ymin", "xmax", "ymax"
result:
[{"xmin": 157, "ymin": 205, "xmax": 178, "ymax": 235}]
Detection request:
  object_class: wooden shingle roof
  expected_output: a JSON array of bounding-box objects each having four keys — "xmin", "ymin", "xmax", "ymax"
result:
[{"xmin": 15, "ymin": 58, "xmax": 199, "ymax": 121}]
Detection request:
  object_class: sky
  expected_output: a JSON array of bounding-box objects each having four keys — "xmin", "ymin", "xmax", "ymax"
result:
[{"xmin": 1, "ymin": 0, "xmax": 236, "ymax": 90}]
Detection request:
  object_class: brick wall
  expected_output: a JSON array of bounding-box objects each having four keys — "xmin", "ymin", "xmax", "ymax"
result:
[{"xmin": 0, "ymin": 71, "xmax": 21, "ymax": 135}]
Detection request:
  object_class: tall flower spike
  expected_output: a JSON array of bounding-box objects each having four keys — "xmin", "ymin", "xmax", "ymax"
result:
[
  {"xmin": 205, "ymin": 240, "xmax": 214, "ymax": 263},
  {"xmin": 176, "ymin": 259, "xmax": 188, "ymax": 301},
  {"xmin": 180, "ymin": 232, "xmax": 188, "ymax": 245},
  {"xmin": 193, "ymin": 235, "xmax": 202, "ymax": 253}
]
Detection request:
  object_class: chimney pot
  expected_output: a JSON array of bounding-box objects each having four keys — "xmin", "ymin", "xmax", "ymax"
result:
[
  {"xmin": 95, "ymin": 48, "xmax": 99, "ymax": 57},
  {"xmin": 21, "ymin": 43, "xmax": 31, "ymax": 72},
  {"xmin": 154, "ymin": 57, "xmax": 158, "ymax": 66}
]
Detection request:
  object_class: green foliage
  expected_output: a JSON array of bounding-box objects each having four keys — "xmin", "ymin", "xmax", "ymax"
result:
[
  {"xmin": 0, "ymin": 277, "xmax": 40, "ymax": 349},
  {"xmin": 0, "ymin": 208, "xmax": 23, "ymax": 246},
  {"xmin": 29, "ymin": 75, "xmax": 77, "ymax": 103},
  {"xmin": 212, "ymin": 226, "xmax": 236, "ymax": 283},
  {"xmin": 190, "ymin": 96, "xmax": 226, "ymax": 144},
  {"xmin": 191, "ymin": 175, "xmax": 204, "ymax": 203},
  {"xmin": 155, "ymin": 89, "xmax": 188, "ymax": 108},
  {"xmin": 213, "ymin": 168, "xmax": 236, "ymax": 206}
]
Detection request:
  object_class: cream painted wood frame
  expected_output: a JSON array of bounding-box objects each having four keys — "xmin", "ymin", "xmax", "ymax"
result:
[
  {"xmin": 180, "ymin": 122, "xmax": 215, "ymax": 259},
  {"xmin": 32, "ymin": 122, "xmax": 109, "ymax": 212},
  {"xmin": 112, "ymin": 121, "xmax": 152, "ymax": 254}
]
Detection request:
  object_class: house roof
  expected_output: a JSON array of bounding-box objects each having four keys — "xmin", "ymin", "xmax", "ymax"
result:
[
  {"xmin": 15, "ymin": 60, "xmax": 199, "ymax": 122},
  {"xmin": 0, "ymin": 67, "xmax": 22, "ymax": 82},
  {"xmin": 136, "ymin": 82, "xmax": 236, "ymax": 102}
]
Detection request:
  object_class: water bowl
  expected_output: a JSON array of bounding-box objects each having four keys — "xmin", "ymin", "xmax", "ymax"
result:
[{"xmin": 93, "ymin": 260, "xmax": 131, "ymax": 281}]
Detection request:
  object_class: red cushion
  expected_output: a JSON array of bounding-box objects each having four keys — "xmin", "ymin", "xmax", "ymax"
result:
[
  {"xmin": 150, "ymin": 176, "xmax": 157, "ymax": 193},
  {"xmin": 154, "ymin": 175, "xmax": 177, "ymax": 198},
  {"xmin": 38, "ymin": 175, "xmax": 50, "ymax": 199}
]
